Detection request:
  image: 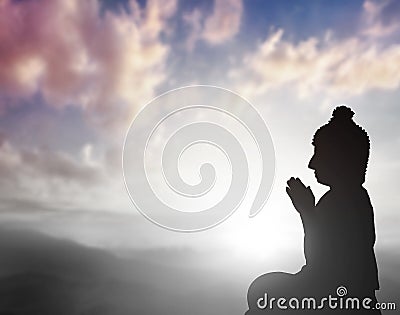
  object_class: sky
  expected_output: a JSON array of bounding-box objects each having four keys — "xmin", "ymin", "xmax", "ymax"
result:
[{"xmin": 0, "ymin": 0, "xmax": 399, "ymax": 314}]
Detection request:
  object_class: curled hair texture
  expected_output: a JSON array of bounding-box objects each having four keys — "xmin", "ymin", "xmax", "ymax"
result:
[{"xmin": 313, "ymin": 105, "xmax": 370, "ymax": 184}]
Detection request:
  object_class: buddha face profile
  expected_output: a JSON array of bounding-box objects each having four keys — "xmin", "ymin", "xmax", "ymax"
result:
[
  {"xmin": 308, "ymin": 143, "xmax": 337, "ymax": 186},
  {"xmin": 307, "ymin": 106, "xmax": 370, "ymax": 188}
]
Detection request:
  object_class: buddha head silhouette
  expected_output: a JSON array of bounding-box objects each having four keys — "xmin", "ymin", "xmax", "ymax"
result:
[{"xmin": 308, "ymin": 106, "xmax": 370, "ymax": 187}]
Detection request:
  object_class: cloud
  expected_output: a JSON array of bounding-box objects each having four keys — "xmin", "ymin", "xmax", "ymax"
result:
[
  {"xmin": 0, "ymin": 0, "xmax": 177, "ymax": 131},
  {"xmin": 202, "ymin": 0, "xmax": 243, "ymax": 45},
  {"xmin": 183, "ymin": 0, "xmax": 243, "ymax": 50},
  {"xmin": 0, "ymin": 138, "xmax": 129, "ymax": 213},
  {"xmin": 362, "ymin": 0, "xmax": 400, "ymax": 37},
  {"xmin": 183, "ymin": 8, "xmax": 204, "ymax": 51},
  {"xmin": 231, "ymin": 28, "xmax": 400, "ymax": 98}
]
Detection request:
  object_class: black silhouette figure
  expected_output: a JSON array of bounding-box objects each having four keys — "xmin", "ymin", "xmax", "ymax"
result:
[{"xmin": 246, "ymin": 106, "xmax": 380, "ymax": 314}]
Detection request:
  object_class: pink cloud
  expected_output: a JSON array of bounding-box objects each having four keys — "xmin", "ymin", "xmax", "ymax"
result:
[
  {"xmin": 0, "ymin": 0, "xmax": 177, "ymax": 131},
  {"xmin": 183, "ymin": 0, "xmax": 243, "ymax": 50},
  {"xmin": 202, "ymin": 0, "xmax": 243, "ymax": 45}
]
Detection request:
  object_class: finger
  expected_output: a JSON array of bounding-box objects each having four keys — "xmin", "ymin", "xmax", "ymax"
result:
[
  {"xmin": 286, "ymin": 187, "xmax": 292, "ymax": 198},
  {"xmin": 287, "ymin": 177, "xmax": 296, "ymax": 188},
  {"xmin": 297, "ymin": 179, "xmax": 309, "ymax": 191},
  {"xmin": 291, "ymin": 178, "xmax": 304, "ymax": 190}
]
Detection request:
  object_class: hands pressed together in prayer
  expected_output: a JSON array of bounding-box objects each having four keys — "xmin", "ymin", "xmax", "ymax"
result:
[{"xmin": 286, "ymin": 177, "xmax": 315, "ymax": 215}]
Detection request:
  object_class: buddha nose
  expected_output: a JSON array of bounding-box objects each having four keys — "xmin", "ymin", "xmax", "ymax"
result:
[{"xmin": 308, "ymin": 154, "xmax": 316, "ymax": 170}]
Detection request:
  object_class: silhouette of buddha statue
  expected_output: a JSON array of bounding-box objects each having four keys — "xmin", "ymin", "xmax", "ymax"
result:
[{"xmin": 246, "ymin": 106, "xmax": 380, "ymax": 314}]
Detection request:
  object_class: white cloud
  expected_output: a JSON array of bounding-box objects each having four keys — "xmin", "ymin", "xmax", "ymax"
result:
[
  {"xmin": 362, "ymin": 0, "xmax": 400, "ymax": 38},
  {"xmin": 0, "ymin": 139, "xmax": 129, "ymax": 213},
  {"xmin": 231, "ymin": 28, "xmax": 400, "ymax": 99}
]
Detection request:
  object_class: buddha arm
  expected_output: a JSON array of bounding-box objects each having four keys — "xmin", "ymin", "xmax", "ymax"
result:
[
  {"xmin": 300, "ymin": 209, "xmax": 317, "ymax": 267},
  {"xmin": 299, "ymin": 206, "xmax": 316, "ymax": 234}
]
